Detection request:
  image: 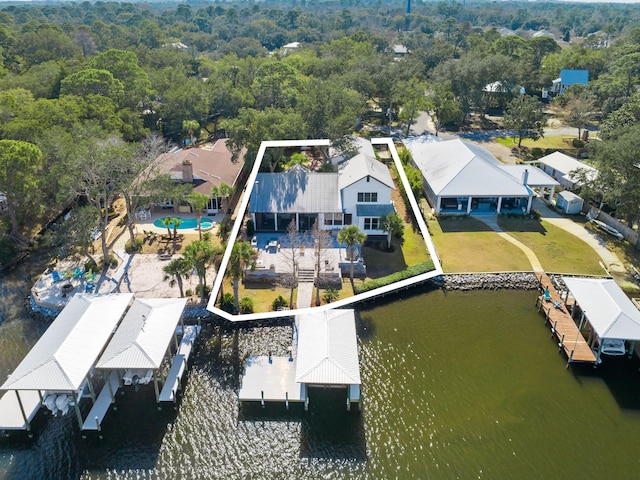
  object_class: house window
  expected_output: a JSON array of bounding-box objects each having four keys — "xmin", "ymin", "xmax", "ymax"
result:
[
  {"xmin": 324, "ymin": 213, "xmax": 343, "ymax": 226},
  {"xmin": 357, "ymin": 192, "xmax": 378, "ymax": 202},
  {"xmin": 364, "ymin": 217, "xmax": 379, "ymax": 230}
]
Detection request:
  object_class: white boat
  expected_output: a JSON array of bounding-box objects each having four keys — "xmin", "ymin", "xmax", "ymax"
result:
[
  {"xmin": 590, "ymin": 219, "xmax": 624, "ymax": 240},
  {"xmin": 600, "ymin": 338, "xmax": 626, "ymax": 356}
]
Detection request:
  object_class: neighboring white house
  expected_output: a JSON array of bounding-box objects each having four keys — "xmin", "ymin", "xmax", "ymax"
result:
[
  {"xmin": 249, "ymin": 139, "xmax": 395, "ymax": 238},
  {"xmin": 403, "ymin": 137, "xmax": 557, "ymax": 215},
  {"xmin": 536, "ymin": 151, "xmax": 598, "ymax": 190}
]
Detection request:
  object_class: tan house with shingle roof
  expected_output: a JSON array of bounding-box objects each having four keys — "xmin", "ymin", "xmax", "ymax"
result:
[{"xmin": 154, "ymin": 139, "xmax": 244, "ymax": 214}]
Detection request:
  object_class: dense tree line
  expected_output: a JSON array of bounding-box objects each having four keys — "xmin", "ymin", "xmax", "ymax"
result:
[{"xmin": 2, "ymin": 0, "xmax": 640, "ymax": 261}]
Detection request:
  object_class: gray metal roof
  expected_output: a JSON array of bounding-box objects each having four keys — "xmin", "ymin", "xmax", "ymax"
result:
[
  {"xmin": 356, "ymin": 203, "xmax": 395, "ymax": 217},
  {"xmin": 1, "ymin": 294, "xmax": 133, "ymax": 392},
  {"xmin": 338, "ymin": 152, "xmax": 394, "ymax": 190},
  {"xmin": 250, "ymin": 171, "xmax": 341, "ymax": 213},
  {"xmin": 406, "ymin": 139, "xmax": 533, "ymax": 197},
  {"xmin": 96, "ymin": 298, "xmax": 187, "ymax": 370},
  {"xmin": 563, "ymin": 277, "xmax": 640, "ymax": 341},
  {"xmin": 295, "ymin": 309, "xmax": 361, "ymax": 385},
  {"xmin": 500, "ymin": 165, "xmax": 560, "ymax": 187}
]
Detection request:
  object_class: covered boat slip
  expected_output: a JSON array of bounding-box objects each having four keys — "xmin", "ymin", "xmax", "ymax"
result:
[
  {"xmin": 239, "ymin": 309, "xmax": 361, "ymax": 411},
  {"xmin": 159, "ymin": 324, "xmax": 201, "ymax": 403},
  {"xmin": 0, "ymin": 294, "xmax": 134, "ymax": 432},
  {"xmin": 562, "ymin": 277, "xmax": 640, "ymax": 364},
  {"xmin": 84, "ymin": 298, "xmax": 189, "ymax": 431}
]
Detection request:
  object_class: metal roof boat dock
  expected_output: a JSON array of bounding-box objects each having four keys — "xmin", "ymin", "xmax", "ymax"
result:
[
  {"xmin": 0, "ymin": 294, "xmax": 134, "ymax": 434},
  {"xmin": 239, "ymin": 309, "xmax": 361, "ymax": 411}
]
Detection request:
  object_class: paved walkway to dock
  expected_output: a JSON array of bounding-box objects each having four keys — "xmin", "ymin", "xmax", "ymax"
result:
[
  {"xmin": 478, "ymin": 216, "xmax": 543, "ymax": 272},
  {"xmin": 536, "ymin": 273, "xmax": 596, "ymax": 365}
]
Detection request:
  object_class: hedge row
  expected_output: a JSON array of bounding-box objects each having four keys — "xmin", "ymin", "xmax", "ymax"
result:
[{"xmin": 354, "ymin": 260, "xmax": 435, "ymax": 294}]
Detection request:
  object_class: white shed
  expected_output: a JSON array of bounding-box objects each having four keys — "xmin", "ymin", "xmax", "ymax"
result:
[{"xmin": 556, "ymin": 190, "xmax": 583, "ymax": 215}]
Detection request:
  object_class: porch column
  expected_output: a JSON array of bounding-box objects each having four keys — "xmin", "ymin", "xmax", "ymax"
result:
[
  {"xmin": 296, "ymin": 213, "xmax": 300, "ymax": 231},
  {"xmin": 548, "ymin": 186, "xmax": 555, "ymax": 202},
  {"xmin": 436, "ymin": 197, "xmax": 441, "ymax": 213},
  {"xmin": 526, "ymin": 196, "xmax": 533, "ymax": 213},
  {"xmin": 496, "ymin": 197, "xmax": 502, "ymax": 214},
  {"xmin": 251, "ymin": 213, "xmax": 256, "ymax": 226},
  {"xmin": 274, "ymin": 214, "xmax": 278, "ymax": 232},
  {"xmin": 467, "ymin": 197, "xmax": 472, "ymax": 214}
]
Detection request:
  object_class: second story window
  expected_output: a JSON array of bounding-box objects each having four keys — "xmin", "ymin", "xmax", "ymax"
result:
[{"xmin": 357, "ymin": 192, "xmax": 378, "ymax": 202}]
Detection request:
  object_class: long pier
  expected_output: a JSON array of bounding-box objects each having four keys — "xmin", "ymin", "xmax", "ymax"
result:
[{"xmin": 536, "ymin": 273, "xmax": 597, "ymax": 366}]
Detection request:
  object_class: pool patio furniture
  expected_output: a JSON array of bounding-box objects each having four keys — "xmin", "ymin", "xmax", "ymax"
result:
[
  {"xmin": 543, "ymin": 287, "xmax": 552, "ymax": 302},
  {"xmin": 51, "ymin": 271, "xmax": 62, "ymax": 283},
  {"xmin": 73, "ymin": 267, "xmax": 85, "ymax": 279}
]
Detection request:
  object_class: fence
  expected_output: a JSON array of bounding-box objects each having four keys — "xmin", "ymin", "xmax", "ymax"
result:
[{"xmin": 586, "ymin": 205, "xmax": 638, "ymax": 245}]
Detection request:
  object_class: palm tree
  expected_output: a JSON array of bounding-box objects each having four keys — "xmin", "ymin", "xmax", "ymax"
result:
[
  {"xmin": 163, "ymin": 257, "xmax": 193, "ymax": 297},
  {"xmin": 184, "ymin": 240, "xmax": 219, "ymax": 303},
  {"xmin": 338, "ymin": 225, "xmax": 367, "ymax": 289},
  {"xmin": 160, "ymin": 216, "xmax": 175, "ymax": 239},
  {"xmin": 182, "ymin": 119, "xmax": 200, "ymax": 146},
  {"xmin": 172, "ymin": 217, "xmax": 183, "ymax": 250},
  {"xmin": 187, "ymin": 192, "xmax": 210, "ymax": 240},
  {"xmin": 380, "ymin": 212, "xmax": 404, "ymax": 250},
  {"xmin": 229, "ymin": 241, "xmax": 257, "ymax": 313},
  {"xmin": 211, "ymin": 182, "xmax": 235, "ymax": 216}
]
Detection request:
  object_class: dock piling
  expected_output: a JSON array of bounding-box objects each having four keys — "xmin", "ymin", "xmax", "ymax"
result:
[
  {"xmin": 261, "ymin": 390, "xmax": 265, "ymax": 408},
  {"xmin": 285, "ymin": 392, "xmax": 289, "ymax": 410}
]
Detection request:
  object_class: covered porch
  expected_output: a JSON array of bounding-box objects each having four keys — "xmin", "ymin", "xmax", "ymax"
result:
[{"xmin": 437, "ymin": 195, "xmax": 533, "ymax": 215}]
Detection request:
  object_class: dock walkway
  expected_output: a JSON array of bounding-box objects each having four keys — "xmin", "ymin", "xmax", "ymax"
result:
[
  {"xmin": 82, "ymin": 370, "xmax": 120, "ymax": 432},
  {"xmin": 536, "ymin": 273, "xmax": 596, "ymax": 365},
  {"xmin": 159, "ymin": 325, "xmax": 200, "ymax": 403},
  {"xmin": 0, "ymin": 390, "xmax": 41, "ymax": 432}
]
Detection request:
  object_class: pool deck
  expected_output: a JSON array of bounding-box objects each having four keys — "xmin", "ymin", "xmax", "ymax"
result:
[{"xmin": 137, "ymin": 212, "xmax": 224, "ymax": 235}]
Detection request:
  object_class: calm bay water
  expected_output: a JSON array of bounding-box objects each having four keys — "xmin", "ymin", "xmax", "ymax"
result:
[{"xmin": 2, "ymin": 262, "xmax": 640, "ymax": 479}]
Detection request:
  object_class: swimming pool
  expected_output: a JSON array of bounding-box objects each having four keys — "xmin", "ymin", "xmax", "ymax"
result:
[{"xmin": 153, "ymin": 217, "xmax": 214, "ymax": 230}]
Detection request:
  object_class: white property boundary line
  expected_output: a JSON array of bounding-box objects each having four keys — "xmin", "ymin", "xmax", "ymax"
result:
[{"xmin": 206, "ymin": 138, "xmax": 443, "ymax": 322}]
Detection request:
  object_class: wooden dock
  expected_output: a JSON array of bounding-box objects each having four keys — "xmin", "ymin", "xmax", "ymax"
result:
[
  {"xmin": 536, "ymin": 273, "xmax": 597, "ymax": 365},
  {"xmin": 159, "ymin": 325, "xmax": 201, "ymax": 403},
  {"xmin": 82, "ymin": 370, "xmax": 121, "ymax": 433}
]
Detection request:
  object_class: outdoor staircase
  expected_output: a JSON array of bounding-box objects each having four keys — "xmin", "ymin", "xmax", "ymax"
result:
[{"xmin": 298, "ymin": 269, "xmax": 315, "ymax": 283}]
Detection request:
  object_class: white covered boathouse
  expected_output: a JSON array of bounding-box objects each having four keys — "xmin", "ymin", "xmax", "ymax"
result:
[{"xmin": 238, "ymin": 309, "xmax": 361, "ymax": 411}]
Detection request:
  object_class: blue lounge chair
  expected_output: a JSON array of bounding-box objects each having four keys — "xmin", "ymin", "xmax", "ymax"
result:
[
  {"xmin": 51, "ymin": 271, "xmax": 62, "ymax": 283},
  {"xmin": 73, "ymin": 267, "xmax": 84, "ymax": 279},
  {"xmin": 543, "ymin": 287, "xmax": 552, "ymax": 302},
  {"xmin": 85, "ymin": 282, "xmax": 95, "ymax": 293}
]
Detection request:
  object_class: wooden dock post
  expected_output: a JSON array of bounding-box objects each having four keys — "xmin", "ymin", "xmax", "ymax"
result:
[
  {"xmin": 559, "ymin": 334, "xmax": 565, "ymax": 351},
  {"xmin": 285, "ymin": 392, "xmax": 289, "ymax": 410},
  {"xmin": 261, "ymin": 390, "xmax": 265, "ymax": 408}
]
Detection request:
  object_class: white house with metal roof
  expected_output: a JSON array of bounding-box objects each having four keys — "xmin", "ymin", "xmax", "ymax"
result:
[
  {"xmin": 562, "ymin": 277, "xmax": 640, "ymax": 363},
  {"xmin": 536, "ymin": 151, "xmax": 598, "ymax": 190},
  {"xmin": 249, "ymin": 139, "xmax": 395, "ymax": 237},
  {"xmin": 404, "ymin": 138, "xmax": 556, "ymax": 215}
]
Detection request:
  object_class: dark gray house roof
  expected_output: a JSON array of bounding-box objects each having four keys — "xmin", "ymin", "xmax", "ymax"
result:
[{"xmin": 250, "ymin": 170, "xmax": 341, "ymax": 213}]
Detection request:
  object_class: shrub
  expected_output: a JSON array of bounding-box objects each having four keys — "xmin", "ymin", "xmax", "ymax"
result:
[
  {"xmin": 246, "ymin": 219, "xmax": 255, "ymax": 238},
  {"xmin": 572, "ymin": 138, "xmax": 585, "ymax": 148},
  {"xmin": 195, "ymin": 284, "xmax": 212, "ymax": 297},
  {"xmin": 0, "ymin": 236, "xmax": 18, "ymax": 267},
  {"xmin": 354, "ymin": 260, "xmax": 435, "ymax": 294},
  {"xmin": 185, "ymin": 288, "xmax": 193, "ymax": 297},
  {"xmin": 271, "ymin": 295, "xmax": 289, "ymax": 311},
  {"xmin": 108, "ymin": 253, "xmax": 118, "ymax": 267},
  {"xmin": 84, "ymin": 259, "xmax": 98, "ymax": 272},
  {"xmin": 322, "ymin": 289, "xmax": 340, "ymax": 304},
  {"xmin": 531, "ymin": 147, "xmax": 544, "ymax": 159},
  {"xmin": 220, "ymin": 293, "xmax": 235, "ymax": 313},
  {"xmin": 239, "ymin": 296, "xmax": 254, "ymax": 313},
  {"xmin": 125, "ymin": 237, "xmax": 143, "ymax": 253}
]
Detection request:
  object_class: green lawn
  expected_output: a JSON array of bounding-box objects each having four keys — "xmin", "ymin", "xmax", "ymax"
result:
[
  {"xmin": 496, "ymin": 135, "xmax": 574, "ymax": 150},
  {"xmin": 427, "ymin": 217, "xmax": 531, "ymax": 272},
  {"xmin": 498, "ymin": 217, "xmax": 604, "ymax": 275}
]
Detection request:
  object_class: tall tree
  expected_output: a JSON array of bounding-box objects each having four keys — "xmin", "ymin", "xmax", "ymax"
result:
[
  {"xmin": 503, "ymin": 95, "xmax": 547, "ymax": 148},
  {"xmin": 337, "ymin": 225, "xmax": 366, "ymax": 290},
  {"xmin": 228, "ymin": 241, "xmax": 256, "ymax": 313},
  {"xmin": 163, "ymin": 257, "xmax": 193, "ymax": 298},
  {"xmin": 563, "ymin": 87, "xmax": 596, "ymax": 140},
  {"xmin": 211, "ymin": 182, "xmax": 235, "ymax": 216},
  {"xmin": 380, "ymin": 212, "xmax": 404, "ymax": 250},
  {"xmin": 184, "ymin": 239, "xmax": 218, "ymax": 303},
  {"xmin": 187, "ymin": 191, "xmax": 210, "ymax": 240},
  {"xmin": 279, "ymin": 219, "xmax": 300, "ymax": 308},
  {"xmin": 312, "ymin": 219, "xmax": 332, "ymax": 306},
  {"xmin": 0, "ymin": 140, "xmax": 42, "ymax": 246}
]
